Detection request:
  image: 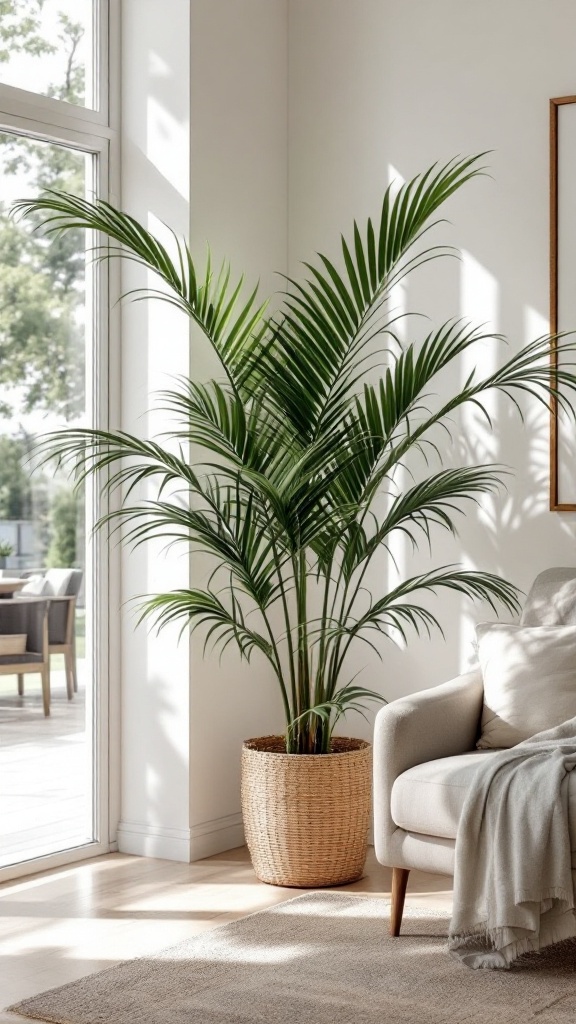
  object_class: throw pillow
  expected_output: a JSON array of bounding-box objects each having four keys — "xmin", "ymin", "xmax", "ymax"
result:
[
  {"xmin": 20, "ymin": 574, "xmax": 48, "ymax": 596},
  {"xmin": 476, "ymin": 622, "xmax": 576, "ymax": 749}
]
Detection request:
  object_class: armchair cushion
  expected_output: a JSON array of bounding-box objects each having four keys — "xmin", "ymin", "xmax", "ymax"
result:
[
  {"xmin": 476, "ymin": 623, "xmax": 576, "ymax": 749},
  {"xmin": 391, "ymin": 749, "xmax": 576, "ymax": 849}
]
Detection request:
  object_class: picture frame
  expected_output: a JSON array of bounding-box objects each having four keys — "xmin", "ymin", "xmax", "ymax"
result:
[{"xmin": 550, "ymin": 95, "xmax": 576, "ymax": 510}]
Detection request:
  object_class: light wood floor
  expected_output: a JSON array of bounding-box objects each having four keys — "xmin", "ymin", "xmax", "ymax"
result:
[{"xmin": 0, "ymin": 845, "xmax": 453, "ymax": 1023}]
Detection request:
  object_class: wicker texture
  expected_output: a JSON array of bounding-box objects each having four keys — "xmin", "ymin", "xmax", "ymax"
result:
[{"xmin": 241, "ymin": 736, "xmax": 372, "ymax": 887}]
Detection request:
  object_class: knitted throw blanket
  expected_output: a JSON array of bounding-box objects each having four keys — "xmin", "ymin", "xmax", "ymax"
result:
[{"xmin": 448, "ymin": 717, "xmax": 576, "ymax": 969}]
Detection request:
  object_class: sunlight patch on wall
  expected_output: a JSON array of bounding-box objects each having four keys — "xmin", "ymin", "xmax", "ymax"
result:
[
  {"xmin": 459, "ymin": 249, "xmax": 499, "ymax": 465},
  {"xmin": 149, "ymin": 51, "xmax": 171, "ymax": 78},
  {"xmin": 147, "ymin": 97, "xmax": 189, "ymax": 200},
  {"xmin": 457, "ymin": 252, "xmax": 501, "ymax": 669},
  {"xmin": 384, "ymin": 166, "xmax": 409, "ymax": 647},
  {"xmin": 521, "ymin": 304, "xmax": 552, "ymax": 513}
]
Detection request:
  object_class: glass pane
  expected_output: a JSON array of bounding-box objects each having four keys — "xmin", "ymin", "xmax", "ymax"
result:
[
  {"xmin": 0, "ymin": 132, "xmax": 96, "ymax": 868},
  {"xmin": 0, "ymin": 1, "xmax": 94, "ymax": 109}
]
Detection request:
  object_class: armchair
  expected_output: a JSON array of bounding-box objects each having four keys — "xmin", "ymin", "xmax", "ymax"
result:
[{"xmin": 373, "ymin": 567, "xmax": 576, "ymax": 936}]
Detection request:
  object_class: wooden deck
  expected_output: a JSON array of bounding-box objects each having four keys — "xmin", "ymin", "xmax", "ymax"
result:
[{"xmin": 0, "ymin": 658, "xmax": 92, "ymax": 869}]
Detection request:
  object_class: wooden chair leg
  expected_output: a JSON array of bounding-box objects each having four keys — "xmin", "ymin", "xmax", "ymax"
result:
[
  {"xmin": 17, "ymin": 673, "xmax": 24, "ymax": 696},
  {"xmin": 40, "ymin": 665, "xmax": 50, "ymax": 717},
  {"xmin": 71, "ymin": 641, "xmax": 78, "ymax": 693},
  {"xmin": 64, "ymin": 649, "xmax": 74, "ymax": 700},
  {"xmin": 390, "ymin": 867, "xmax": 410, "ymax": 936}
]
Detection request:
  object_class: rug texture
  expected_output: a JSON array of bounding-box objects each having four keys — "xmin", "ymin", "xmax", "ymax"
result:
[{"xmin": 9, "ymin": 893, "xmax": 576, "ymax": 1024}]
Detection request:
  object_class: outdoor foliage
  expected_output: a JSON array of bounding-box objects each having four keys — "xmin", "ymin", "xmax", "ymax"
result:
[
  {"xmin": 46, "ymin": 487, "xmax": 77, "ymax": 568},
  {"xmin": 13, "ymin": 156, "xmax": 576, "ymax": 753},
  {"xmin": 0, "ymin": 434, "xmax": 33, "ymax": 519},
  {"xmin": 0, "ymin": 0, "xmax": 85, "ymax": 420},
  {"xmin": 0, "ymin": 4, "xmax": 86, "ymax": 571}
]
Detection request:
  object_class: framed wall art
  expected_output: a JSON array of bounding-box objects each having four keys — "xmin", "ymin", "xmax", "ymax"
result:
[{"xmin": 550, "ymin": 95, "xmax": 576, "ymax": 510}]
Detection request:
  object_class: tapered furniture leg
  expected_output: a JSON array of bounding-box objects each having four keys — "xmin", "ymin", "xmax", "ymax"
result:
[
  {"xmin": 71, "ymin": 634, "xmax": 78, "ymax": 693},
  {"xmin": 17, "ymin": 674, "xmax": 24, "ymax": 696},
  {"xmin": 41, "ymin": 665, "xmax": 50, "ymax": 717},
  {"xmin": 64, "ymin": 649, "xmax": 74, "ymax": 700},
  {"xmin": 390, "ymin": 867, "xmax": 410, "ymax": 936}
]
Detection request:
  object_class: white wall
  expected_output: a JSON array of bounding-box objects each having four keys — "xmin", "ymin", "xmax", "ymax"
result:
[
  {"xmin": 117, "ymin": 0, "xmax": 288, "ymax": 861},
  {"xmin": 117, "ymin": 0, "xmax": 193, "ymax": 860},
  {"xmin": 188, "ymin": 0, "xmax": 288, "ymax": 851},
  {"xmin": 288, "ymin": 0, "xmax": 576, "ymax": 718},
  {"xmin": 118, "ymin": 0, "xmax": 576, "ymax": 860}
]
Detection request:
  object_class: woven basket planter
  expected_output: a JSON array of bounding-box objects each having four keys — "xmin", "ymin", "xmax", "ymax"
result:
[{"xmin": 241, "ymin": 736, "xmax": 372, "ymax": 888}]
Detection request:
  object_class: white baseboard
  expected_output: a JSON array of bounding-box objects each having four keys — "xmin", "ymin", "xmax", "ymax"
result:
[
  {"xmin": 117, "ymin": 813, "xmax": 245, "ymax": 863},
  {"xmin": 190, "ymin": 812, "xmax": 245, "ymax": 861},
  {"xmin": 116, "ymin": 821, "xmax": 194, "ymax": 862}
]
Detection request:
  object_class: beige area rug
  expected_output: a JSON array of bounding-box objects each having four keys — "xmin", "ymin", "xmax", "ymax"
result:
[{"xmin": 9, "ymin": 893, "xmax": 576, "ymax": 1024}]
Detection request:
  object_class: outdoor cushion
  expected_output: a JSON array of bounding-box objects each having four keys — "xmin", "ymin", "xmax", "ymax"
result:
[
  {"xmin": 391, "ymin": 750, "xmax": 576, "ymax": 850},
  {"xmin": 0, "ymin": 652, "xmax": 43, "ymax": 664},
  {"xmin": 476, "ymin": 623, "xmax": 576, "ymax": 749},
  {"xmin": 20, "ymin": 574, "xmax": 49, "ymax": 596},
  {"xmin": 43, "ymin": 569, "xmax": 75, "ymax": 597}
]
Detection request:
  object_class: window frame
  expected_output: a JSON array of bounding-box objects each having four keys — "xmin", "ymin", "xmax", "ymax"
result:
[
  {"xmin": 0, "ymin": 0, "xmax": 110, "ymax": 123},
  {"xmin": 0, "ymin": 0, "xmax": 120, "ymax": 883}
]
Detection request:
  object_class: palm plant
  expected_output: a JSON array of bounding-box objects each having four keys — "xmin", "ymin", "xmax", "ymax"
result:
[{"xmin": 13, "ymin": 155, "xmax": 576, "ymax": 754}]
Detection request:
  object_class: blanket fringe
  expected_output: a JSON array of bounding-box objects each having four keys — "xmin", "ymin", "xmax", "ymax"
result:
[{"xmin": 448, "ymin": 903, "xmax": 576, "ymax": 970}]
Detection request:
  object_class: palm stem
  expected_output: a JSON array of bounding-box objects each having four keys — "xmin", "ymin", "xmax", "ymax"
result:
[
  {"xmin": 268, "ymin": 528, "xmax": 298, "ymax": 729},
  {"xmin": 314, "ymin": 550, "xmax": 336, "ymax": 708},
  {"xmin": 258, "ymin": 605, "xmax": 292, "ymax": 726},
  {"xmin": 292, "ymin": 547, "xmax": 313, "ymax": 753}
]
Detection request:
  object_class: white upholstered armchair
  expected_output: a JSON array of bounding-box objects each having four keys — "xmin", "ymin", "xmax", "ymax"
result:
[{"xmin": 373, "ymin": 567, "xmax": 576, "ymax": 936}]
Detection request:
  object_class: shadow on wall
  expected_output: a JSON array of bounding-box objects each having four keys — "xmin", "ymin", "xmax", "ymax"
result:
[{"xmin": 351, "ymin": 165, "xmax": 576, "ymax": 709}]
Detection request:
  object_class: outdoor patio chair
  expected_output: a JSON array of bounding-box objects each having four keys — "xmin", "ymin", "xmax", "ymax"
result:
[
  {"xmin": 17, "ymin": 568, "xmax": 83, "ymax": 699},
  {"xmin": 0, "ymin": 598, "xmax": 50, "ymax": 716}
]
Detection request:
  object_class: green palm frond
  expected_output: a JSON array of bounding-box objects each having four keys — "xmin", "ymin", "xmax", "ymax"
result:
[
  {"xmin": 160, "ymin": 379, "xmax": 293, "ymax": 477},
  {"xmin": 287, "ymin": 685, "xmax": 385, "ymax": 754},
  {"xmin": 12, "ymin": 191, "xmax": 269, "ymax": 391},
  {"xmin": 324, "ymin": 567, "xmax": 521, "ymax": 687},
  {"xmin": 14, "ymin": 156, "xmax": 576, "ymax": 754},
  {"xmin": 141, "ymin": 588, "xmax": 292, "ymax": 723},
  {"xmin": 349, "ymin": 331, "xmax": 576, "ymax": 509},
  {"xmin": 258, "ymin": 156, "xmax": 489, "ymax": 441},
  {"xmin": 33, "ymin": 426, "xmax": 202, "ymax": 496},
  {"xmin": 340, "ymin": 465, "xmax": 507, "ymax": 580}
]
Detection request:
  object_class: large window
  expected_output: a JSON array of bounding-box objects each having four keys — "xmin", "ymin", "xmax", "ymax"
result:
[
  {"xmin": 0, "ymin": 0, "xmax": 95, "ymax": 108},
  {"xmin": 0, "ymin": 0, "xmax": 115, "ymax": 878}
]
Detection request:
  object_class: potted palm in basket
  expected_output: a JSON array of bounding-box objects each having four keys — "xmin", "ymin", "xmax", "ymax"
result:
[{"xmin": 14, "ymin": 155, "xmax": 576, "ymax": 886}]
